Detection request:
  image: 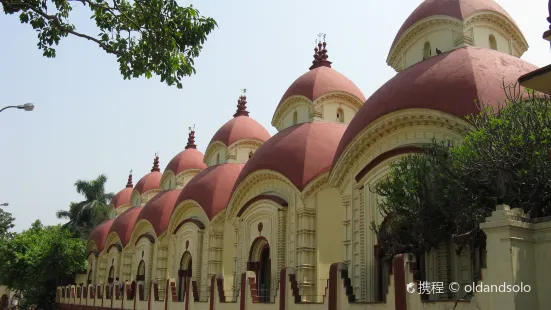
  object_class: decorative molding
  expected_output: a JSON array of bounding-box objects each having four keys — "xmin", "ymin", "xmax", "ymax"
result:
[
  {"xmin": 313, "ymin": 92, "xmax": 364, "ymax": 111},
  {"xmin": 301, "ymin": 173, "xmax": 330, "ymax": 200},
  {"xmin": 173, "ymin": 218, "xmax": 206, "ymax": 234},
  {"xmin": 465, "ymin": 12, "xmax": 529, "ymax": 54},
  {"xmin": 271, "ymin": 96, "xmax": 311, "ymax": 128},
  {"xmin": 236, "ymin": 194, "xmax": 288, "ymax": 217},
  {"xmin": 160, "ymin": 170, "xmax": 175, "ymax": 190},
  {"xmin": 227, "ymin": 139, "xmax": 264, "ymax": 152},
  {"xmin": 203, "ymin": 141, "xmax": 228, "ymax": 166},
  {"xmin": 387, "ymin": 16, "xmax": 463, "ymax": 69},
  {"xmin": 134, "ymin": 233, "xmax": 156, "ymax": 246},
  {"xmin": 107, "ymin": 243, "xmax": 123, "ymax": 253},
  {"xmin": 329, "ymin": 109, "xmax": 472, "ymax": 189},
  {"xmin": 175, "ymin": 169, "xmax": 201, "ymax": 188},
  {"xmin": 226, "ymin": 170, "xmax": 298, "ymax": 220}
]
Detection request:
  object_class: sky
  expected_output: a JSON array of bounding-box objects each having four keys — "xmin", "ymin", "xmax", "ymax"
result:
[{"xmin": 0, "ymin": 0, "xmax": 550, "ymax": 232}]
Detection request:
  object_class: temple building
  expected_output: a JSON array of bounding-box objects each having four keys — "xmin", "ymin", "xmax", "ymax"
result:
[{"xmin": 59, "ymin": 1, "xmax": 551, "ymax": 310}]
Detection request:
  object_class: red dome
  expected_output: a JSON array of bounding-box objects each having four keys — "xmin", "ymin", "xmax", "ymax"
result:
[
  {"xmin": 165, "ymin": 148, "xmax": 207, "ymax": 175},
  {"xmin": 111, "ymin": 187, "xmax": 133, "ymax": 209},
  {"xmin": 135, "ymin": 171, "xmax": 162, "ymax": 194},
  {"xmin": 335, "ymin": 47, "xmax": 538, "ymax": 163},
  {"xmin": 109, "ymin": 207, "xmax": 142, "ymax": 246},
  {"xmin": 210, "ymin": 116, "xmax": 271, "ymax": 147},
  {"xmin": 391, "ymin": 0, "xmax": 516, "ymax": 49},
  {"xmin": 235, "ymin": 122, "xmax": 347, "ymax": 191},
  {"xmin": 277, "ymin": 66, "xmax": 366, "ymax": 108},
  {"xmin": 89, "ymin": 219, "xmax": 114, "ymax": 253},
  {"xmin": 137, "ymin": 190, "xmax": 182, "ymax": 236},
  {"xmin": 175, "ymin": 163, "xmax": 244, "ymax": 219}
]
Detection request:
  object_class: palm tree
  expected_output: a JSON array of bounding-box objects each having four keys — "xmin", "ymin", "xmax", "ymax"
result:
[{"xmin": 56, "ymin": 174, "xmax": 115, "ymax": 239}]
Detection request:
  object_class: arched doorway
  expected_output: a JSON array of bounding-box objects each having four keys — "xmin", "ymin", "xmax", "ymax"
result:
[
  {"xmin": 248, "ymin": 237, "xmax": 271, "ymax": 302},
  {"xmin": 108, "ymin": 265, "xmax": 115, "ymax": 284},
  {"xmin": 178, "ymin": 252, "xmax": 192, "ymax": 301},
  {"xmin": 136, "ymin": 260, "xmax": 146, "ymax": 300},
  {"xmin": 88, "ymin": 269, "xmax": 93, "ymax": 285}
]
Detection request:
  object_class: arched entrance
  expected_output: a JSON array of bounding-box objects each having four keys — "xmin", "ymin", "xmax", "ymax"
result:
[
  {"xmin": 248, "ymin": 237, "xmax": 271, "ymax": 302},
  {"xmin": 108, "ymin": 265, "xmax": 115, "ymax": 284},
  {"xmin": 88, "ymin": 269, "xmax": 93, "ymax": 285},
  {"xmin": 178, "ymin": 252, "xmax": 192, "ymax": 301},
  {"xmin": 136, "ymin": 260, "xmax": 146, "ymax": 300}
]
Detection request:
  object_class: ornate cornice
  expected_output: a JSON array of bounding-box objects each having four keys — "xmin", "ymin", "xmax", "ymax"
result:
[
  {"xmin": 167, "ymin": 200, "xmax": 209, "ymax": 236},
  {"xmin": 313, "ymin": 92, "xmax": 364, "ymax": 111},
  {"xmin": 329, "ymin": 109, "xmax": 472, "ymax": 189},
  {"xmin": 226, "ymin": 170, "xmax": 298, "ymax": 220},
  {"xmin": 227, "ymin": 139, "xmax": 264, "ymax": 152},
  {"xmin": 464, "ymin": 12, "xmax": 529, "ymax": 55},
  {"xmin": 271, "ymin": 96, "xmax": 311, "ymax": 128},
  {"xmin": 387, "ymin": 16, "xmax": 463, "ymax": 69},
  {"xmin": 387, "ymin": 12, "xmax": 528, "ymax": 71},
  {"xmin": 301, "ymin": 173, "xmax": 330, "ymax": 201},
  {"xmin": 175, "ymin": 169, "xmax": 201, "ymax": 188},
  {"xmin": 160, "ymin": 170, "xmax": 175, "ymax": 189},
  {"xmin": 203, "ymin": 141, "xmax": 227, "ymax": 165}
]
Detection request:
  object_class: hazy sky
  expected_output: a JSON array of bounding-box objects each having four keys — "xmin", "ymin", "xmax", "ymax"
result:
[{"xmin": 0, "ymin": 0, "xmax": 549, "ymax": 232}]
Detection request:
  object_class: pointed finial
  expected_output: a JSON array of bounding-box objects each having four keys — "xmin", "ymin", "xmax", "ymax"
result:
[
  {"xmin": 233, "ymin": 89, "xmax": 250, "ymax": 117},
  {"xmin": 126, "ymin": 170, "xmax": 133, "ymax": 188},
  {"xmin": 185, "ymin": 125, "xmax": 197, "ymax": 149},
  {"xmin": 310, "ymin": 33, "xmax": 332, "ymax": 70},
  {"xmin": 151, "ymin": 154, "xmax": 160, "ymax": 172}
]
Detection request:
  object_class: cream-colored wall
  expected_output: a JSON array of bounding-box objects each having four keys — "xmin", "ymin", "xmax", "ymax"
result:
[
  {"xmin": 313, "ymin": 186, "xmax": 343, "ymax": 297},
  {"xmin": 232, "ymin": 146, "xmax": 256, "ymax": 163},
  {"xmin": 404, "ymin": 29, "xmax": 454, "ymax": 69},
  {"xmin": 221, "ymin": 219, "xmax": 237, "ymax": 297},
  {"xmin": 321, "ymin": 102, "xmax": 355, "ymax": 124},
  {"xmin": 209, "ymin": 148, "xmax": 228, "ymax": 166},
  {"xmin": 281, "ymin": 104, "xmax": 310, "ymax": 129},
  {"xmin": 472, "ymin": 27, "xmax": 510, "ymax": 54}
]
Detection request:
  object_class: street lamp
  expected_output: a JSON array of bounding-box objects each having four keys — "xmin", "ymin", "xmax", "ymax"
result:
[{"xmin": 0, "ymin": 103, "xmax": 35, "ymax": 113}]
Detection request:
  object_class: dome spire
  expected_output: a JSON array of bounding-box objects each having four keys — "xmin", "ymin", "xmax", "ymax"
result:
[
  {"xmin": 309, "ymin": 33, "xmax": 332, "ymax": 70},
  {"xmin": 151, "ymin": 154, "xmax": 160, "ymax": 172},
  {"xmin": 186, "ymin": 125, "xmax": 197, "ymax": 149},
  {"xmin": 233, "ymin": 89, "xmax": 250, "ymax": 117},
  {"xmin": 126, "ymin": 170, "xmax": 134, "ymax": 188},
  {"xmin": 126, "ymin": 169, "xmax": 134, "ymax": 188}
]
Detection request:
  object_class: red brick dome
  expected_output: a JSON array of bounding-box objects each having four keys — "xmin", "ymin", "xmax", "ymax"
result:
[
  {"xmin": 109, "ymin": 207, "xmax": 142, "ymax": 246},
  {"xmin": 135, "ymin": 155, "xmax": 162, "ymax": 194},
  {"xmin": 165, "ymin": 130, "xmax": 208, "ymax": 175},
  {"xmin": 209, "ymin": 94, "xmax": 271, "ymax": 147},
  {"xmin": 235, "ymin": 122, "xmax": 347, "ymax": 191},
  {"xmin": 175, "ymin": 163, "xmax": 244, "ymax": 219},
  {"xmin": 137, "ymin": 190, "xmax": 182, "ymax": 236},
  {"xmin": 278, "ymin": 66, "xmax": 366, "ymax": 108},
  {"xmin": 335, "ymin": 47, "xmax": 538, "ymax": 164},
  {"xmin": 391, "ymin": 0, "xmax": 516, "ymax": 50},
  {"xmin": 88, "ymin": 219, "xmax": 114, "ymax": 253}
]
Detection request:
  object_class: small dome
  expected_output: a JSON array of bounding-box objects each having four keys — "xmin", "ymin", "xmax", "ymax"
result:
[
  {"xmin": 175, "ymin": 163, "xmax": 244, "ymax": 219},
  {"xmin": 278, "ymin": 66, "xmax": 366, "ymax": 107},
  {"xmin": 135, "ymin": 155, "xmax": 162, "ymax": 194},
  {"xmin": 235, "ymin": 122, "xmax": 347, "ymax": 191},
  {"xmin": 166, "ymin": 130, "xmax": 207, "ymax": 174},
  {"xmin": 88, "ymin": 219, "xmax": 114, "ymax": 253},
  {"xmin": 110, "ymin": 172, "xmax": 134, "ymax": 209},
  {"xmin": 109, "ymin": 207, "xmax": 142, "ymax": 246},
  {"xmin": 335, "ymin": 47, "xmax": 538, "ymax": 163},
  {"xmin": 391, "ymin": 0, "xmax": 516, "ymax": 50},
  {"xmin": 137, "ymin": 189, "xmax": 182, "ymax": 236},
  {"xmin": 210, "ymin": 95, "xmax": 271, "ymax": 146}
]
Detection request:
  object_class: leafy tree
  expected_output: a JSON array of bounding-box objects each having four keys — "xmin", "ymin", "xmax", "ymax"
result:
[
  {"xmin": 0, "ymin": 208, "xmax": 15, "ymax": 239},
  {"xmin": 0, "ymin": 220, "xmax": 87, "ymax": 310},
  {"xmin": 1, "ymin": 0, "xmax": 217, "ymax": 88},
  {"xmin": 56, "ymin": 174, "xmax": 115, "ymax": 239},
  {"xmin": 372, "ymin": 86, "xmax": 551, "ymax": 260}
]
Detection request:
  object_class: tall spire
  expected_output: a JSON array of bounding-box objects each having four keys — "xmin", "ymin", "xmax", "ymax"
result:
[
  {"xmin": 186, "ymin": 125, "xmax": 197, "ymax": 149},
  {"xmin": 233, "ymin": 89, "xmax": 250, "ymax": 117},
  {"xmin": 151, "ymin": 154, "xmax": 160, "ymax": 172},
  {"xmin": 309, "ymin": 33, "xmax": 332, "ymax": 70},
  {"xmin": 126, "ymin": 170, "xmax": 133, "ymax": 188}
]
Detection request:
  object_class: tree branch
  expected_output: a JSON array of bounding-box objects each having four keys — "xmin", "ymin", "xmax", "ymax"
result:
[{"xmin": 2, "ymin": 0, "xmax": 122, "ymax": 56}]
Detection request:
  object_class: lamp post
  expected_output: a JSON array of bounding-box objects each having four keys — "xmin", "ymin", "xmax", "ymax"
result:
[{"xmin": 0, "ymin": 103, "xmax": 34, "ymax": 113}]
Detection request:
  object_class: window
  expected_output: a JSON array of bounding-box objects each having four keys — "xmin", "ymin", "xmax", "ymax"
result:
[
  {"xmin": 292, "ymin": 111, "xmax": 298, "ymax": 125},
  {"xmin": 489, "ymin": 35, "xmax": 497, "ymax": 50},
  {"xmin": 423, "ymin": 41, "xmax": 431, "ymax": 60},
  {"xmin": 337, "ymin": 107, "xmax": 344, "ymax": 123},
  {"xmin": 216, "ymin": 153, "xmax": 220, "ymax": 165},
  {"xmin": 249, "ymin": 151, "xmax": 254, "ymax": 159}
]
